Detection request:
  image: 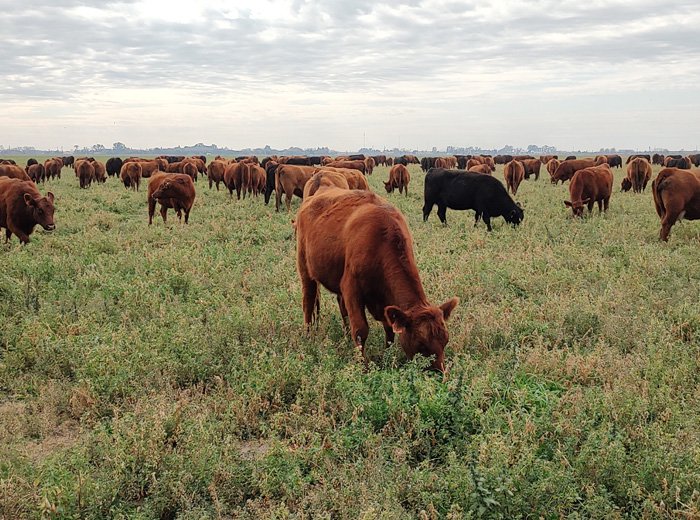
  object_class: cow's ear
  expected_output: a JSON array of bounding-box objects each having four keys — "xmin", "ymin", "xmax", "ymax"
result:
[
  {"xmin": 564, "ymin": 200, "xmax": 572, "ymax": 207},
  {"xmin": 385, "ymin": 306, "xmax": 410, "ymax": 333},
  {"xmin": 24, "ymin": 193, "xmax": 34, "ymax": 206},
  {"xmin": 440, "ymin": 297, "xmax": 459, "ymax": 320},
  {"xmin": 46, "ymin": 192, "xmax": 54, "ymax": 203}
]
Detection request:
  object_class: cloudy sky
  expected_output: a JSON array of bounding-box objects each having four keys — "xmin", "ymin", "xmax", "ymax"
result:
[{"xmin": 2, "ymin": 0, "xmax": 699, "ymax": 152}]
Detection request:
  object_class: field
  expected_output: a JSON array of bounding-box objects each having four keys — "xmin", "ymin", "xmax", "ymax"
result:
[{"xmin": 1, "ymin": 157, "xmax": 699, "ymax": 519}]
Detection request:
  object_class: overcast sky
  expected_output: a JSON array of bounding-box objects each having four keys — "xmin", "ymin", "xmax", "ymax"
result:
[{"xmin": 1, "ymin": 0, "xmax": 699, "ymax": 152}]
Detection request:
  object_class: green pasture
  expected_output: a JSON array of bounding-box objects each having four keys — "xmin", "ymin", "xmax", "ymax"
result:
[{"xmin": 0, "ymin": 156, "xmax": 698, "ymax": 518}]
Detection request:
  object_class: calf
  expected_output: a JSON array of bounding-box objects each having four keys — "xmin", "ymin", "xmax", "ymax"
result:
[
  {"xmin": 563, "ymin": 165, "xmax": 613, "ymax": 217},
  {"xmin": 652, "ymin": 168, "xmax": 700, "ymax": 241},
  {"xmin": 384, "ymin": 164, "xmax": 410, "ymax": 195},
  {"xmin": 296, "ymin": 187, "xmax": 459, "ymax": 372},
  {"xmin": 148, "ymin": 173, "xmax": 196, "ymax": 224},
  {"xmin": 0, "ymin": 178, "xmax": 55, "ymax": 243},
  {"xmin": 423, "ymin": 168, "xmax": 524, "ymax": 230}
]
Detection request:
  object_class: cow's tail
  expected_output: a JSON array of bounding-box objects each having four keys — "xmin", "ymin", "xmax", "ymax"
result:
[{"xmin": 652, "ymin": 170, "xmax": 672, "ymax": 218}]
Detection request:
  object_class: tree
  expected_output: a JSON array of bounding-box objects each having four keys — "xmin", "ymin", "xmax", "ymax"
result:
[
  {"xmin": 91, "ymin": 144, "xmax": 106, "ymax": 152},
  {"xmin": 113, "ymin": 142, "xmax": 127, "ymax": 151}
]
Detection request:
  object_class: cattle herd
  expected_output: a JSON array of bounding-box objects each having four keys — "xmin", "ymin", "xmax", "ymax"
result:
[{"xmin": 1, "ymin": 150, "xmax": 700, "ymax": 371}]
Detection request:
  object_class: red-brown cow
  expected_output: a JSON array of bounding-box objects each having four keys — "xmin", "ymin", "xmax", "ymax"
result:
[
  {"xmin": 120, "ymin": 162, "xmax": 142, "ymax": 191},
  {"xmin": 521, "ymin": 159, "xmax": 542, "ymax": 180},
  {"xmin": 275, "ymin": 164, "xmax": 316, "ymax": 211},
  {"xmin": 552, "ymin": 158, "xmax": 597, "ymax": 184},
  {"xmin": 26, "ymin": 163, "xmax": 45, "ymax": 183},
  {"xmin": 652, "ymin": 168, "xmax": 700, "ymax": 241},
  {"xmin": 295, "ymin": 188, "xmax": 459, "ymax": 372},
  {"xmin": 564, "ymin": 165, "xmax": 613, "ymax": 217},
  {"xmin": 318, "ymin": 167, "xmax": 370, "ymax": 191},
  {"xmin": 504, "ymin": 160, "xmax": 525, "ymax": 195},
  {"xmin": 75, "ymin": 159, "xmax": 95, "ymax": 188},
  {"xmin": 148, "ymin": 173, "xmax": 196, "ymax": 225},
  {"xmin": 303, "ymin": 170, "xmax": 349, "ymax": 198},
  {"xmin": 468, "ymin": 164, "xmax": 492, "ymax": 175},
  {"xmin": 207, "ymin": 159, "xmax": 226, "ymax": 190},
  {"xmin": 0, "ymin": 164, "xmax": 31, "ymax": 181},
  {"xmin": 384, "ymin": 164, "xmax": 410, "ymax": 195},
  {"xmin": 623, "ymin": 157, "xmax": 652, "ymax": 193},
  {"xmin": 0, "ymin": 178, "xmax": 55, "ymax": 243}
]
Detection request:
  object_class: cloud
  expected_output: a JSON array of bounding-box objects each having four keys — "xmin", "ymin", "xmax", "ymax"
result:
[{"xmin": 1, "ymin": 0, "xmax": 699, "ymax": 150}]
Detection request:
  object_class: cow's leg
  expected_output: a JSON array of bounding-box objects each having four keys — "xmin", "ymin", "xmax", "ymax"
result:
[
  {"xmin": 340, "ymin": 278, "xmax": 369, "ymax": 363},
  {"xmin": 160, "ymin": 205, "xmax": 168, "ymax": 224},
  {"xmin": 275, "ymin": 189, "xmax": 282, "ymax": 212},
  {"xmin": 184, "ymin": 208, "xmax": 190, "ymax": 224},
  {"xmin": 597, "ymin": 200, "xmax": 603, "ymax": 213},
  {"xmin": 603, "ymin": 198, "xmax": 609, "ymax": 212},
  {"xmin": 236, "ymin": 185, "xmax": 241, "ymax": 200},
  {"xmin": 422, "ymin": 202, "xmax": 433, "ymax": 222},
  {"xmin": 437, "ymin": 205, "xmax": 447, "ymax": 225},
  {"xmin": 286, "ymin": 193, "xmax": 293, "ymax": 212},
  {"xmin": 337, "ymin": 294, "xmax": 349, "ymax": 331},
  {"xmin": 474, "ymin": 212, "xmax": 481, "ymax": 227},
  {"xmin": 148, "ymin": 198, "xmax": 156, "ymax": 225},
  {"xmin": 483, "ymin": 214, "xmax": 492, "ymax": 231},
  {"xmin": 209, "ymin": 178, "xmax": 213, "ymax": 189},
  {"xmin": 588, "ymin": 201, "xmax": 595, "ymax": 213},
  {"xmin": 297, "ymin": 251, "xmax": 319, "ymax": 327},
  {"xmin": 5, "ymin": 229, "xmax": 12, "ymax": 243},
  {"xmin": 659, "ymin": 210, "xmax": 678, "ymax": 241}
]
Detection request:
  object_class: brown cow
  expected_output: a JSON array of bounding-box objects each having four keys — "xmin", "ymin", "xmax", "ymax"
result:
[
  {"xmin": 624, "ymin": 157, "xmax": 652, "ymax": 193},
  {"xmin": 664, "ymin": 156, "xmax": 692, "ymax": 169},
  {"xmin": 207, "ymin": 159, "xmax": 226, "ymax": 190},
  {"xmin": 148, "ymin": 173, "xmax": 196, "ymax": 225},
  {"xmin": 364, "ymin": 157, "xmax": 376, "ymax": 175},
  {"xmin": 504, "ymin": 160, "xmax": 525, "ymax": 195},
  {"xmin": 249, "ymin": 164, "xmax": 266, "ymax": 196},
  {"xmin": 43, "ymin": 158, "xmax": 62, "ymax": 180},
  {"xmin": 26, "ymin": 163, "xmax": 45, "ymax": 183},
  {"xmin": 386, "ymin": 157, "xmax": 394, "ymax": 167},
  {"xmin": 552, "ymin": 158, "xmax": 597, "ymax": 184},
  {"xmin": 521, "ymin": 159, "xmax": 542, "ymax": 180},
  {"xmin": 325, "ymin": 160, "xmax": 366, "ymax": 174},
  {"xmin": 120, "ymin": 162, "xmax": 142, "ymax": 191},
  {"xmin": 92, "ymin": 160, "xmax": 107, "ymax": 183},
  {"xmin": 0, "ymin": 177, "xmax": 55, "ymax": 243},
  {"xmin": 317, "ymin": 167, "xmax": 370, "ymax": 191},
  {"xmin": 182, "ymin": 161, "xmax": 198, "ymax": 182},
  {"xmin": 468, "ymin": 164, "xmax": 492, "ymax": 175},
  {"xmin": 434, "ymin": 158, "xmax": 449, "ymax": 169},
  {"xmin": 546, "ymin": 159, "xmax": 561, "ymax": 181},
  {"xmin": 275, "ymin": 164, "xmax": 316, "ymax": 211},
  {"xmin": 295, "ymin": 188, "xmax": 459, "ymax": 372},
  {"xmin": 303, "ymin": 170, "xmax": 350, "ymax": 198},
  {"xmin": 466, "ymin": 158, "xmax": 482, "ymax": 170},
  {"xmin": 75, "ymin": 159, "xmax": 95, "ymax": 188},
  {"xmin": 540, "ymin": 155, "xmax": 558, "ymax": 163},
  {"xmin": 595, "ymin": 155, "xmax": 608, "ymax": 165},
  {"xmin": 384, "ymin": 164, "xmax": 410, "ymax": 195},
  {"xmin": 563, "ymin": 165, "xmax": 613, "ymax": 217},
  {"xmin": 0, "ymin": 164, "xmax": 31, "ymax": 181},
  {"xmin": 652, "ymin": 168, "xmax": 700, "ymax": 241},
  {"xmin": 224, "ymin": 162, "xmax": 247, "ymax": 199}
]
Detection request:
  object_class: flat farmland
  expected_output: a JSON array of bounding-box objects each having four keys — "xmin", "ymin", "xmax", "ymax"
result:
[{"xmin": 1, "ymin": 156, "xmax": 699, "ymax": 518}]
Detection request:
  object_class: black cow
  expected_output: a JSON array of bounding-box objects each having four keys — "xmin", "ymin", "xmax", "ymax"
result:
[
  {"xmin": 26, "ymin": 158, "xmax": 38, "ymax": 167},
  {"xmin": 626, "ymin": 154, "xmax": 651, "ymax": 164},
  {"xmin": 455, "ymin": 155, "xmax": 471, "ymax": 169},
  {"xmin": 666, "ymin": 157, "xmax": 691, "ymax": 169},
  {"xmin": 423, "ymin": 168, "xmax": 524, "ymax": 231},
  {"xmin": 348, "ymin": 154, "xmax": 365, "ymax": 161},
  {"xmin": 606, "ymin": 154, "xmax": 623, "ymax": 168},
  {"xmin": 393, "ymin": 156, "xmax": 409, "ymax": 166},
  {"xmin": 285, "ymin": 157, "xmax": 312, "ymax": 166},
  {"xmin": 264, "ymin": 162, "xmax": 278, "ymax": 204},
  {"xmin": 565, "ymin": 155, "xmax": 577, "ymax": 161},
  {"xmin": 62, "ymin": 156, "xmax": 75, "ymax": 168},
  {"xmin": 309, "ymin": 156, "xmax": 324, "ymax": 165},
  {"xmin": 106, "ymin": 157, "xmax": 123, "ymax": 177}
]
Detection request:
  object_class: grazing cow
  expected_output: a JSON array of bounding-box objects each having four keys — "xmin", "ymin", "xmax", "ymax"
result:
[
  {"xmin": 494, "ymin": 155, "xmax": 511, "ymax": 165},
  {"xmin": 317, "ymin": 167, "xmax": 370, "ymax": 191},
  {"xmin": 75, "ymin": 159, "xmax": 96, "ymax": 188},
  {"xmin": 551, "ymin": 158, "xmax": 597, "ymax": 184},
  {"xmin": 0, "ymin": 178, "xmax": 55, "ymax": 244},
  {"xmin": 348, "ymin": 154, "xmax": 366, "ymax": 161},
  {"xmin": 275, "ymin": 164, "xmax": 316, "ymax": 211},
  {"xmin": 483, "ymin": 156, "xmax": 496, "ymax": 172},
  {"xmin": 624, "ymin": 158, "xmax": 652, "ymax": 193},
  {"xmin": 325, "ymin": 160, "xmax": 366, "ymax": 174},
  {"xmin": 565, "ymin": 155, "xmax": 577, "ymax": 161},
  {"xmin": 62, "ymin": 156, "xmax": 75, "ymax": 169},
  {"xmin": 455, "ymin": 155, "xmax": 471, "ymax": 169},
  {"xmin": 688, "ymin": 154, "xmax": 700, "ymax": 167},
  {"xmin": 303, "ymin": 170, "xmax": 349, "ymax": 198},
  {"xmin": 26, "ymin": 163, "xmax": 45, "ymax": 183},
  {"xmin": 106, "ymin": 157, "xmax": 123, "ymax": 177},
  {"xmin": 148, "ymin": 173, "xmax": 196, "ymax": 225},
  {"xmin": 207, "ymin": 159, "xmax": 226, "ymax": 190},
  {"xmin": 504, "ymin": 160, "xmax": 525, "ymax": 195},
  {"xmin": 393, "ymin": 156, "xmax": 409, "ymax": 166},
  {"xmin": 606, "ymin": 154, "xmax": 623, "ymax": 168},
  {"xmin": 279, "ymin": 156, "xmax": 312, "ymax": 166},
  {"xmin": 664, "ymin": 156, "xmax": 692, "ymax": 169},
  {"xmin": 386, "ymin": 157, "xmax": 394, "ymax": 166},
  {"xmin": 43, "ymin": 158, "xmax": 62, "ymax": 179},
  {"xmin": 126, "ymin": 158, "xmax": 164, "ymax": 177},
  {"xmin": 0, "ymin": 159, "xmax": 17, "ymax": 165},
  {"xmin": 546, "ymin": 159, "xmax": 561, "ymax": 181},
  {"xmin": 423, "ymin": 169, "xmax": 524, "ymax": 230},
  {"xmin": 182, "ymin": 161, "xmax": 198, "ymax": 182},
  {"xmin": 295, "ymin": 188, "xmax": 459, "ymax": 372},
  {"xmin": 364, "ymin": 157, "xmax": 376, "ymax": 175},
  {"xmin": 372, "ymin": 155, "xmax": 387, "ymax": 167},
  {"xmin": 563, "ymin": 165, "xmax": 613, "ymax": 217},
  {"xmin": 384, "ymin": 164, "xmax": 410, "ymax": 195},
  {"xmin": 520, "ymin": 159, "xmax": 542, "ymax": 180},
  {"xmin": 92, "ymin": 160, "xmax": 107, "ymax": 183},
  {"xmin": 652, "ymin": 153, "xmax": 665, "ymax": 165},
  {"xmin": 0, "ymin": 164, "xmax": 31, "ymax": 181},
  {"xmin": 652, "ymin": 168, "xmax": 700, "ymax": 241},
  {"xmin": 468, "ymin": 164, "xmax": 492, "ymax": 175},
  {"xmin": 466, "ymin": 158, "xmax": 482, "ymax": 170},
  {"xmin": 434, "ymin": 158, "xmax": 449, "ymax": 169},
  {"xmin": 249, "ymin": 164, "xmax": 266, "ymax": 196},
  {"xmin": 26, "ymin": 158, "xmax": 38, "ymax": 168},
  {"xmin": 120, "ymin": 162, "xmax": 142, "ymax": 191},
  {"xmin": 224, "ymin": 162, "xmax": 246, "ymax": 199}
]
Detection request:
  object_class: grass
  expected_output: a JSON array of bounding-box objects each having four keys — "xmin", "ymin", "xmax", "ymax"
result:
[{"xmin": 0, "ymin": 156, "xmax": 699, "ymax": 518}]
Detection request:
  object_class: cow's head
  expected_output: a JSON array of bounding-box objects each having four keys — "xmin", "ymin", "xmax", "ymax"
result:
[
  {"xmin": 25, "ymin": 192, "xmax": 55, "ymax": 231},
  {"xmin": 564, "ymin": 198, "xmax": 590, "ymax": 217},
  {"xmin": 507, "ymin": 202, "xmax": 524, "ymax": 226},
  {"xmin": 384, "ymin": 181, "xmax": 394, "ymax": 193},
  {"xmin": 621, "ymin": 178, "xmax": 632, "ymax": 192},
  {"xmin": 385, "ymin": 297, "xmax": 459, "ymax": 373}
]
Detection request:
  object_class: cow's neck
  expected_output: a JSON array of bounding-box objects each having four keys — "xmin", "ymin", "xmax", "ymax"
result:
[{"xmin": 384, "ymin": 261, "xmax": 428, "ymax": 310}]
